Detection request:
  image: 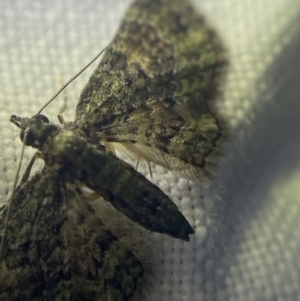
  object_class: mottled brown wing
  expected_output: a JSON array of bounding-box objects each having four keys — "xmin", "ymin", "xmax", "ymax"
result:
[
  {"xmin": 75, "ymin": 0, "xmax": 227, "ymax": 182},
  {"xmin": 0, "ymin": 169, "xmax": 144, "ymax": 301}
]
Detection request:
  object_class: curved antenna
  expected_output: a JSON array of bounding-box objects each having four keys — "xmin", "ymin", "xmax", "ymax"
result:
[
  {"xmin": 0, "ymin": 129, "xmax": 28, "ymax": 258},
  {"xmin": 37, "ymin": 44, "xmax": 110, "ymax": 114}
]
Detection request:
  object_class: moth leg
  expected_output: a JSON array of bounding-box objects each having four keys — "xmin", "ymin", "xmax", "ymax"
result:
[
  {"xmin": 57, "ymin": 108, "xmax": 66, "ymax": 124},
  {"xmin": 146, "ymin": 160, "xmax": 153, "ymax": 178},
  {"xmin": 135, "ymin": 157, "xmax": 153, "ymax": 179},
  {"xmin": 104, "ymin": 142, "xmax": 154, "ymax": 178},
  {"xmin": 57, "ymin": 102, "xmax": 67, "ymax": 124},
  {"xmin": 135, "ymin": 157, "xmax": 141, "ymax": 170},
  {"xmin": 104, "ymin": 142, "xmax": 116, "ymax": 155},
  {"xmin": 19, "ymin": 152, "xmax": 39, "ymax": 185}
]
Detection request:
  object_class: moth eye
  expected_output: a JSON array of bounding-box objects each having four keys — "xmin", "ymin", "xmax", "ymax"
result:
[
  {"xmin": 20, "ymin": 130, "xmax": 35, "ymax": 146},
  {"xmin": 38, "ymin": 114, "xmax": 49, "ymax": 123}
]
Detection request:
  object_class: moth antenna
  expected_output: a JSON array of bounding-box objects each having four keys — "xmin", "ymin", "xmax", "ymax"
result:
[
  {"xmin": 57, "ymin": 78, "xmax": 68, "ymax": 125},
  {"xmin": 58, "ymin": 76, "xmax": 68, "ymax": 114},
  {"xmin": 37, "ymin": 44, "xmax": 110, "ymax": 114},
  {"xmin": 0, "ymin": 129, "xmax": 28, "ymax": 258}
]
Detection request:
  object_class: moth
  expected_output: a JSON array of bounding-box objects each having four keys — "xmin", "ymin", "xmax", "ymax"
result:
[{"xmin": 0, "ymin": 0, "xmax": 227, "ymax": 300}]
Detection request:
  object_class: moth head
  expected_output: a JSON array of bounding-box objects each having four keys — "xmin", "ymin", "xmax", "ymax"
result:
[{"xmin": 10, "ymin": 114, "xmax": 52, "ymax": 147}]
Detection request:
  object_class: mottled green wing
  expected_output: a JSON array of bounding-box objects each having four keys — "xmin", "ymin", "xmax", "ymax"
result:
[
  {"xmin": 76, "ymin": 0, "xmax": 227, "ymax": 182},
  {"xmin": 0, "ymin": 169, "xmax": 144, "ymax": 301}
]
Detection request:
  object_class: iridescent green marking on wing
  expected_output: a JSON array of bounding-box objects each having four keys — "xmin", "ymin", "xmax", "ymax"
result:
[
  {"xmin": 76, "ymin": 0, "xmax": 228, "ymax": 181},
  {"xmin": 0, "ymin": 170, "xmax": 144, "ymax": 301}
]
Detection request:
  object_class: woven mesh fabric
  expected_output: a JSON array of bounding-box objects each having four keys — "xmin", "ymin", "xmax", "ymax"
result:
[{"xmin": 1, "ymin": 0, "xmax": 300, "ymax": 300}]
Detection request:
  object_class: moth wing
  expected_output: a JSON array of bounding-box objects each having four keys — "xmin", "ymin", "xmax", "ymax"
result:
[
  {"xmin": 104, "ymin": 141, "xmax": 221, "ymax": 184},
  {"xmin": 0, "ymin": 168, "xmax": 144, "ymax": 301},
  {"xmin": 75, "ymin": 0, "xmax": 228, "ymax": 182}
]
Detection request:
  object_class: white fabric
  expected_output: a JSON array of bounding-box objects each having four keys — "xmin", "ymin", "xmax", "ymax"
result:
[{"xmin": 1, "ymin": 0, "xmax": 300, "ymax": 300}]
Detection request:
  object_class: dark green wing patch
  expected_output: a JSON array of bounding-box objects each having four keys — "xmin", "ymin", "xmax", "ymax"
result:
[
  {"xmin": 76, "ymin": 0, "xmax": 228, "ymax": 182},
  {"xmin": 0, "ymin": 169, "xmax": 144, "ymax": 301}
]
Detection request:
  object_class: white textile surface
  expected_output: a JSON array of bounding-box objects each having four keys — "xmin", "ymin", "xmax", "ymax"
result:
[{"xmin": 0, "ymin": 0, "xmax": 300, "ymax": 300}]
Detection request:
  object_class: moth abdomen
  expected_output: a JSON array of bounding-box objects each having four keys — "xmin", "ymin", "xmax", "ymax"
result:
[{"xmin": 80, "ymin": 149, "xmax": 195, "ymax": 241}]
